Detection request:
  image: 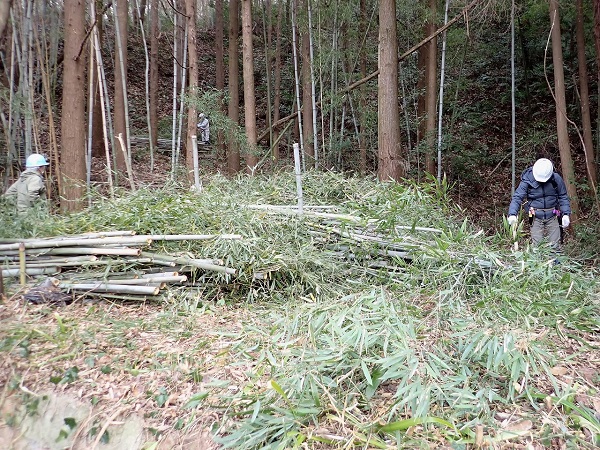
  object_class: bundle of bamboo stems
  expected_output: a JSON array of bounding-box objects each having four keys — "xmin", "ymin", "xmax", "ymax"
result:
[{"xmin": 0, "ymin": 231, "xmax": 240, "ymax": 301}]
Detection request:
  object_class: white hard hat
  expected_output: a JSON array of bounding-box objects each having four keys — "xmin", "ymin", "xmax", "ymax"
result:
[
  {"xmin": 532, "ymin": 158, "xmax": 553, "ymax": 182},
  {"xmin": 26, "ymin": 154, "xmax": 49, "ymax": 168},
  {"xmin": 199, "ymin": 113, "xmax": 205, "ymax": 119}
]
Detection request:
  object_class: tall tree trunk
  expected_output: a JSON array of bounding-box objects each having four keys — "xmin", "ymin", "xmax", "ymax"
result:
[
  {"xmin": 185, "ymin": 0, "xmax": 198, "ymax": 180},
  {"xmin": 113, "ymin": 0, "xmax": 129, "ymax": 174},
  {"xmin": 424, "ymin": 0, "xmax": 437, "ymax": 175},
  {"xmin": 549, "ymin": 0, "xmax": 579, "ymax": 221},
  {"xmin": 575, "ymin": 0, "xmax": 597, "ymax": 190},
  {"xmin": 241, "ymin": 0, "xmax": 258, "ymax": 171},
  {"xmin": 272, "ymin": 0, "xmax": 283, "ymax": 162},
  {"xmin": 149, "ymin": 0, "xmax": 159, "ymax": 150},
  {"xmin": 215, "ymin": 0, "xmax": 225, "ymax": 165},
  {"xmin": 358, "ymin": 0, "xmax": 367, "ymax": 175},
  {"xmin": 594, "ymin": 0, "xmax": 600, "ymax": 173},
  {"xmin": 227, "ymin": 0, "xmax": 241, "ymax": 174},
  {"xmin": 91, "ymin": 0, "xmax": 104, "ymax": 158},
  {"xmin": 301, "ymin": 0, "xmax": 314, "ymax": 167},
  {"xmin": 61, "ymin": 0, "xmax": 86, "ymax": 212},
  {"xmin": 377, "ymin": 0, "xmax": 402, "ymax": 181}
]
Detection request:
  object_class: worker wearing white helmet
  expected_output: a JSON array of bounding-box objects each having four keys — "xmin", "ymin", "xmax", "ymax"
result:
[
  {"xmin": 507, "ymin": 158, "xmax": 571, "ymax": 248},
  {"xmin": 3, "ymin": 153, "xmax": 50, "ymax": 214},
  {"xmin": 197, "ymin": 113, "xmax": 210, "ymax": 145}
]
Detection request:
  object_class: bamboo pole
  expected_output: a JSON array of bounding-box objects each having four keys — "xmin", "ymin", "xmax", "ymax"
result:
[
  {"xmin": 19, "ymin": 243, "xmax": 26, "ymax": 286},
  {"xmin": 191, "ymin": 134, "xmax": 202, "ymax": 191},
  {"xmin": 59, "ymin": 283, "xmax": 161, "ymax": 295},
  {"xmin": 90, "ymin": 275, "xmax": 187, "ymax": 285},
  {"xmin": 117, "ymin": 132, "xmax": 137, "ymax": 191},
  {"xmin": 140, "ymin": 252, "xmax": 235, "ymax": 274},
  {"xmin": 2, "ymin": 267, "xmax": 60, "ymax": 277},
  {"xmin": 0, "ymin": 236, "xmax": 153, "ymax": 251},
  {"xmin": 293, "ymin": 143, "xmax": 304, "ymax": 215},
  {"xmin": 140, "ymin": 271, "xmax": 179, "ymax": 278},
  {"xmin": 2, "ymin": 256, "xmax": 98, "ymax": 267},
  {"xmin": 25, "ymin": 247, "xmax": 142, "ymax": 257}
]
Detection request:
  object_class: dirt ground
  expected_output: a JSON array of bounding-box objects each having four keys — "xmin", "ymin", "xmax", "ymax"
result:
[{"xmin": 0, "ymin": 291, "xmax": 255, "ymax": 450}]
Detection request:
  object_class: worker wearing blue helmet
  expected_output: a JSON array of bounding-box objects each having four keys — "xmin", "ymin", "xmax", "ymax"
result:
[{"xmin": 3, "ymin": 154, "xmax": 50, "ymax": 214}]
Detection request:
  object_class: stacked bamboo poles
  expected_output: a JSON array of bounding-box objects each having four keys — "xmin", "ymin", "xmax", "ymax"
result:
[{"xmin": 0, "ymin": 231, "xmax": 240, "ymax": 300}]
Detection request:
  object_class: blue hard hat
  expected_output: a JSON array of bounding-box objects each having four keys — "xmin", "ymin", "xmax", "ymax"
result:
[{"xmin": 26, "ymin": 154, "xmax": 50, "ymax": 168}]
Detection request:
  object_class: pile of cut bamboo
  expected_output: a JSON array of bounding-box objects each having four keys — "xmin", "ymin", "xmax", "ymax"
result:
[{"xmin": 0, "ymin": 231, "xmax": 240, "ymax": 301}]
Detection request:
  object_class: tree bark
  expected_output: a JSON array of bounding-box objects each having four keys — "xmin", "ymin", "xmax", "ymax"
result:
[
  {"xmin": 185, "ymin": 0, "xmax": 198, "ymax": 180},
  {"xmin": 301, "ymin": 0, "xmax": 314, "ymax": 166},
  {"xmin": 272, "ymin": 0, "xmax": 283, "ymax": 162},
  {"xmin": 149, "ymin": 0, "xmax": 159, "ymax": 149},
  {"xmin": 227, "ymin": 0, "xmax": 241, "ymax": 174},
  {"xmin": 424, "ymin": 0, "xmax": 437, "ymax": 175},
  {"xmin": 549, "ymin": 0, "xmax": 579, "ymax": 221},
  {"xmin": 61, "ymin": 0, "xmax": 87, "ymax": 212},
  {"xmin": 359, "ymin": 0, "xmax": 367, "ymax": 175},
  {"xmin": 215, "ymin": 0, "xmax": 225, "ymax": 164},
  {"xmin": 113, "ymin": 0, "xmax": 129, "ymax": 174},
  {"xmin": 241, "ymin": 0, "xmax": 258, "ymax": 171},
  {"xmin": 91, "ymin": 0, "xmax": 104, "ymax": 158},
  {"xmin": 377, "ymin": 0, "xmax": 402, "ymax": 181},
  {"xmin": 575, "ymin": 0, "xmax": 597, "ymax": 189}
]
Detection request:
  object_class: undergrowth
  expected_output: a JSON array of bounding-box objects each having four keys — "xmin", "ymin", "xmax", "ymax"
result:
[{"xmin": 1, "ymin": 171, "xmax": 598, "ymax": 448}]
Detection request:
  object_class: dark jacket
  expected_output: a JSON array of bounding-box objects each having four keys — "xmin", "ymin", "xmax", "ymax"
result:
[{"xmin": 508, "ymin": 167, "xmax": 571, "ymax": 220}]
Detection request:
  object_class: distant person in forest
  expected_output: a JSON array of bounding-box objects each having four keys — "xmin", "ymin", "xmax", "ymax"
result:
[
  {"xmin": 2, "ymin": 153, "xmax": 49, "ymax": 214},
  {"xmin": 197, "ymin": 113, "xmax": 210, "ymax": 145},
  {"xmin": 507, "ymin": 158, "xmax": 571, "ymax": 248}
]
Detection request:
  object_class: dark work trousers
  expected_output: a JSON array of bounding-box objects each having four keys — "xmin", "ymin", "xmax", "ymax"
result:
[{"xmin": 531, "ymin": 217, "xmax": 561, "ymax": 249}]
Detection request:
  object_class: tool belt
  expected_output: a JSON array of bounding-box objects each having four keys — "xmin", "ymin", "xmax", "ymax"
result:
[{"xmin": 528, "ymin": 207, "xmax": 560, "ymax": 225}]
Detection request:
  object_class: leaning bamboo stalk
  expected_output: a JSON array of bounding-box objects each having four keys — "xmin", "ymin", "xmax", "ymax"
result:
[
  {"xmin": 117, "ymin": 132, "xmax": 136, "ymax": 191},
  {"xmin": 59, "ymin": 282, "xmax": 160, "ymax": 295},
  {"xmin": 0, "ymin": 236, "xmax": 153, "ymax": 251},
  {"xmin": 2, "ymin": 267, "xmax": 60, "ymax": 277}
]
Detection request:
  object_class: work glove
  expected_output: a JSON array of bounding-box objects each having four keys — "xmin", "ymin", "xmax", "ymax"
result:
[
  {"xmin": 561, "ymin": 215, "xmax": 570, "ymax": 227},
  {"xmin": 507, "ymin": 215, "xmax": 517, "ymax": 226}
]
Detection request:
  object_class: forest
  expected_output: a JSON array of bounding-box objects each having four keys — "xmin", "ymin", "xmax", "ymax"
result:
[{"xmin": 0, "ymin": 0, "xmax": 599, "ymax": 449}]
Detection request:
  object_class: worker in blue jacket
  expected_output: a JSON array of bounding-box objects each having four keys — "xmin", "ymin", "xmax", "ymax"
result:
[{"xmin": 507, "ymin": 158, "xmax": 571, "ymax": 248}]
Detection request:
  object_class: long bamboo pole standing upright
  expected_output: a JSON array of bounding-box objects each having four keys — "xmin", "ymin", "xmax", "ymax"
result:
[
  {"xmin": 92, "ymin": 3, "xmax": 115, "ymax": 199},
  {"xmin": 291, "ymin": 3, "xmax": 304, "ymax": 171},
  {"xmin": 308, "ymin": 0, "xmax": 318, "ymax": 166},
  {"xmin": 436, "ymin": 0, "xmax": 450, "ymax": 183},
  {"xmin": 135, "ymin": 0, "xmax": 156, "ymax": 172},
  {"xmin": 86, "ymin": 29, "xmax": 96, "ymax": 206},
  {"xmin": 511, "ymin": 0, "xmax": 516, "ymax": 195},
  {"xmin": 171, "ymin": 11, "xmax": 179, "ymax": 179},
  {"xmin": 293, "ymin": 143, "xmax": 304, "ymax": 216},
  {"xmin": 175, "ymin": 25, "xmax": 189, "ymax": 171}
]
